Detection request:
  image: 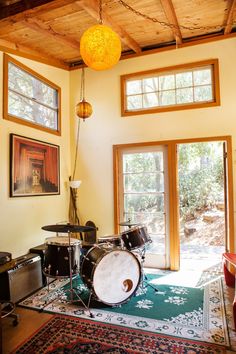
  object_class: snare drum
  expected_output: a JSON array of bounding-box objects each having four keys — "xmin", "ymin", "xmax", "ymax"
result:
[
  {"xmin": 81, "ymin": 246, "xmax": 141, "ymax": 306},
  {"xmin": 98, "ymin": 235, "xmax": 121, "ymax": 247},
  {"xmin": 121, "ymin": 226, "xmax": 151, "ymax": 251},
  {"xmin": 44, "ymin": 237, "xmax": 81, "ymax": 278}
]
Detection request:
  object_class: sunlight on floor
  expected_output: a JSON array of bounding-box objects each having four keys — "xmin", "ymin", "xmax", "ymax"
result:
[{"xmin": 146, "ymin": 256, "xmax": 223, "ymax": 288}]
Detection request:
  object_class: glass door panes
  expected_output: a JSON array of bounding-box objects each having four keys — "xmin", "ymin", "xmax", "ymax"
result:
[{"xmin": 121, "ymin": 147, "xmax": 169, "ymax": 267}]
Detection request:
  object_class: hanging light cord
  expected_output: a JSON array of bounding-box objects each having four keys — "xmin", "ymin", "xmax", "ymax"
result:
[
  {"xmin": 72, "ymin": 117, "xmax": 81, "ymax": 181},
  {"xmin": 117, "ymin": 0, "xmax": 235, "ymax": 32},
  {"xmin": 99, "ymin": 0, "xmax": 103, "ymax": 24},
  {"xmin": 80, "ymin": 67, "xmax": 85, "ymax": 101}
]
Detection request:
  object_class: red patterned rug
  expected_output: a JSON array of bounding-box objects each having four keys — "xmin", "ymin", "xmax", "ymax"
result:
[{"xmin": 13, "ymin": 314, "xmax": 226, "ymax": 353}]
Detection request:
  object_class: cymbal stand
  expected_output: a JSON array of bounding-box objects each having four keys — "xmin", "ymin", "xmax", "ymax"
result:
[
  {"xmin": 40, "ymin": 233, "xmax": 94, "ymax": 318},
  {"xmin": 65, "ymin": 231, "xmax": 94, "ymax": 318},
  {"xmin": 137, "ymin": 246, "xmax": 159, "ymax": 294}
]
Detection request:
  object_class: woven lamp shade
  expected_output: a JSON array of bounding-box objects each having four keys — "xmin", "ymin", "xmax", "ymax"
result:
[
  {"xmin": 76, "ymin": 99, "xmax": 93, "ymax": 120},
  {"xmin": 80, "ymin": 24, "xmax": 121, "ymax": 71}
]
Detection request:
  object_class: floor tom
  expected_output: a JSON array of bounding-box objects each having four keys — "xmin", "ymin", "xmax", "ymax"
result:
[{"xmin": 44, "ymin": 237, "xmax": 81, "ymax": 278}]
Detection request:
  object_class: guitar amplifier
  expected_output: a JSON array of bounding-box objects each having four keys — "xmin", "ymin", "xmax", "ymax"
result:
[{"xmin": 0, "ymin": 253, "xmax": 43, "ymax": 303}]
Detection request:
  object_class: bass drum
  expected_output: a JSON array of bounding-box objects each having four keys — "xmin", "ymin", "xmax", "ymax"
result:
[
  {"xmin": 44, "ymin": 237, "xmax": 81, "ymax": 278},
  {"xmin": 81, "ymin": 246, "xmax": 141, "ymax": 306}
]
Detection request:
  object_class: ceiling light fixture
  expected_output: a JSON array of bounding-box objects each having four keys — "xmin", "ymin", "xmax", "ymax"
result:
[
  {"xmin": 76, "ymin": 67, "xmax": 93, "ymax": 120},
  {"xmin": 80, "ymin": 0, "xmax": 122, "ymax": 71}
]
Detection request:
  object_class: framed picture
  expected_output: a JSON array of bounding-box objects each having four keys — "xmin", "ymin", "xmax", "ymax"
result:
[{"xmin": 10, "ymin": 134, "xmax": 60, "ymax": 197}]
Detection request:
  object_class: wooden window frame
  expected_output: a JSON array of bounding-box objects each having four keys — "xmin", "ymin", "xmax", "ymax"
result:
[
  {"xmin": 121, "ymin": 59, "xmax": 220, "ymax": 117},
  {"xmin": 3, "ymin": 53, "xmax": 61, "ymax": 136}
]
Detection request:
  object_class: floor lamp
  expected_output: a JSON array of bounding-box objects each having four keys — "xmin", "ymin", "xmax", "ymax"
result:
[{"xmin": 69, "ymin": 179, "xmax": 82, "ymax": 239}]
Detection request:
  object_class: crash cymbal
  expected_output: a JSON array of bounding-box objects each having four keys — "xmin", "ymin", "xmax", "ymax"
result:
[
  {"xmin": 42, "ymin": 223, "xmax": 95, "ymax": 233},
  {"xmin": 119, "ymin": 220, "xmax": 140, "ymax": 227}
]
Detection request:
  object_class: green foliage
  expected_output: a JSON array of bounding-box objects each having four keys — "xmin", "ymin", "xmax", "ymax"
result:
[
  {"xmin": 178, "ymin": 142, "xmax": 224, "ymax": 221},
  {"xmin": 122, "ymin": 143, "xmax": 224, "ymax": 225}
]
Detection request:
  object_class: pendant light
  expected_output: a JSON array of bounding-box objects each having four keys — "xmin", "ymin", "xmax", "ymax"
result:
[
  {"xmin": 80, "ymin": 0, "xmax": 121, "ymax": 71},
  {"xmin": 76, "ymin": 67, "xmax": 93, "ymax": 121}
]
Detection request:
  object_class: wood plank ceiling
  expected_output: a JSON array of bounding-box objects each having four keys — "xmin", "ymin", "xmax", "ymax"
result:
[{"xmin": 0, "ymin": 0, "xmax": 235, "ymax": 70}]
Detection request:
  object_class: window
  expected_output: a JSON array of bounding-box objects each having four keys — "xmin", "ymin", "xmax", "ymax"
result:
[
  {"xmin": 121, "ymin": 59, "xmax": 220, "ymax": 116},
  {"xmin": 3, "ymin": 54, "xmax": 61, "ymax": 135}
]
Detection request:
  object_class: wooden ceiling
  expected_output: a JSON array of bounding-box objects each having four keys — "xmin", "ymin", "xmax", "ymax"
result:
[{"xmin": 0, "ymin": 0, "xmax": 236, "ymax": 70}]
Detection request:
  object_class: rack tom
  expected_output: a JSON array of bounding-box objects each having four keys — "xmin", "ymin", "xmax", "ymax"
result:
[
  {"xmin": 98, "ymin": 235, "xmax": 121, "ymax": 247},
  {"xmin": 121, "ymin": 226, "xmax": 151, "ymax": 251}
]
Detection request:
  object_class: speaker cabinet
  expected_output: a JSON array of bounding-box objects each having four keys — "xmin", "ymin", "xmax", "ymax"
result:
[{"xmin": 0, "ymin": 253, "xmax": 43, "ymax": 303}]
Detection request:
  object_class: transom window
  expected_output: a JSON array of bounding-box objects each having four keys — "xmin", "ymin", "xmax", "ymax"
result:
[
  {"xmin": 121, "ymin": 59, "xmax": 220, "ymax": 116},
  {"xmin": 3, "ymin": 54, "xmax": 61, "ymax": 135}
]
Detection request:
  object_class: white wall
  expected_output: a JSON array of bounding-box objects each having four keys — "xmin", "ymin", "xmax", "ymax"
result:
[
  {"xmin": 70, "ymin": 38, "xmax": 236, "ymax": 239},
  {"xmin": 0, "ymin": 53, "xmax": 71, "ymax": 258}
]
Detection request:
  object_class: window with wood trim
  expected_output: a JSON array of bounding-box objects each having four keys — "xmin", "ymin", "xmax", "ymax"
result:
[
  {"xmin": 3, "ymin": 54, "xmax": 61, "ymax": 135},
  {"xmin": 121, "ymin": 59, "xmax": 220, "ymax": 116}
]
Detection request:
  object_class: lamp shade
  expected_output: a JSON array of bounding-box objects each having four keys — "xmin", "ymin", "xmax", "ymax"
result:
[
  {"xmin": 69, "ymin": 180, "xmax": 81, "ymax": 189},
  {"xmin": 76, "ymin": 99, "xmax": 93, "ymax": 119},
  {"xmin": 80, "ymin": 24, "xmax": 122, "ymax": 71}
]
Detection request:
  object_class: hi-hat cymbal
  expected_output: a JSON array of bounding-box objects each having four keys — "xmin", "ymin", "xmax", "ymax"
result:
[
  {"xmin": 119, "ymin": 220, "xmax": 140, "ymax": 227},
  {"xmin": 42, "ymin": 223, "xmax": 95, "ymax": 233}
]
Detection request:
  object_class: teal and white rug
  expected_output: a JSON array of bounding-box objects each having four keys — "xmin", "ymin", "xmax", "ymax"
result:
[{"xmin": 19, "ymin": 271, "xmax": 229, "ymax": 347}]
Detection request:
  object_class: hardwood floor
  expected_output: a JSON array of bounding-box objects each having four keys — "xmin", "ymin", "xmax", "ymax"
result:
[{"xmin": 2, "ymin": 307, "xmax": 52, "ymax": 353}]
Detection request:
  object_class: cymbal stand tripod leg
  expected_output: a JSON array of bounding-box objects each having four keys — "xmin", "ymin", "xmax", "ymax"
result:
[
  {"xmin": 66, "ymin": 232, "xmax": 94, "ymax": 318},
  {"xmin": 140, "ymin": 247, "xmax": 159, "ymax": 294}
]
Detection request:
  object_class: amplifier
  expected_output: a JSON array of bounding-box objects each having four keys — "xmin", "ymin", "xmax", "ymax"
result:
[
  {"xmin": 0, "ymin": 253, "xmax": 43, "ymax": 303},
  {"xmin": 29, "ymin": 244, "xmax": 54, "ymax": 286}
]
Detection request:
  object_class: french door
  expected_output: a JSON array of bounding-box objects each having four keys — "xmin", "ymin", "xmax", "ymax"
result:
[
  {"xmin": 115, "ymin": 144, "xmax": 170, "ymax": 268},
  {"xmin": 113, "ymin": 136, "xmax": 234, "ymax": 270}
]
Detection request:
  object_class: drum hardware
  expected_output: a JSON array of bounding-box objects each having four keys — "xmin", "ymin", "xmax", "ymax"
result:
[
  {"xmin": 119, "ymin": 218, "xmax": 140, "ymax": 229},
  {"xmin": 136, "ymin": 247, "xmax": 160, "ymax": 294},
  {"xmin": 41, "ymin": 224, "xmax": 95, "ymax": 318}
]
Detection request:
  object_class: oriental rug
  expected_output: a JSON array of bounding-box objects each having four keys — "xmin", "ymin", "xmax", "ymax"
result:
[
  {"xmin": 13, "ymin": 314, "xmax": 226, "ymax": 354},
  {"xmin": 19, "ymin": 272, "xmax": 229, "ymax": 347}
]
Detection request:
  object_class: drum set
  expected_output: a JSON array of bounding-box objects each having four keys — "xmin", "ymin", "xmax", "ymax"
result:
[{"xmin": 41, "ymin": 221, "xmax": 153, "ymax": 315}]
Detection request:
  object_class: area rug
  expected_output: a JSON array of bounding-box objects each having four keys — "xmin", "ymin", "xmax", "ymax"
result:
[
  {"xmin": 14, "ymin": 314, "xmax": 226, "ymax": 353},
  {"xmin": 19, "ymin": 272, "xmax": 229, "ymax": 347}
]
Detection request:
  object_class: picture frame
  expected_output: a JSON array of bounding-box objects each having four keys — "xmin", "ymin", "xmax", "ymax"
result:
[{"xmin": 10, "ymin": 134, "xmax": 60, "ymax": 197}]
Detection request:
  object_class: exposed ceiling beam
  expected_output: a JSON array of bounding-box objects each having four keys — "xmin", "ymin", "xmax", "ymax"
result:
[
  {"xmin": 224, "ymin": 0, "xmax": 236, "ymax": 34},
  {"xmin": 0, "ymin": 0, "xmax": 78, "ymax": 23},
  {"xmin": 22, "ymin": 18, "xmax": 80, "ymax": 52},
  {"xmin": 0, "ymin": 37, "xmax": 69, "ymax": 69},
  {"xmin": 77, "ymin": 0, "xmax": 141, "ymax": 54},
  {"xmin": 159, "ymin": 0, "xmax": 182, "ymax": 44},
  {"xmin": 0, "ymin": 0, "xmax": 54, "ymax": 20}
]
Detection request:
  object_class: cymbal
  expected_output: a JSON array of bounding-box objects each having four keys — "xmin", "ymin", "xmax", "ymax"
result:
[
  {"xmin": 119, "ymin": 220, "xmax": 140, "ymax": 227},
  {"xmin": 42, "ymin": 223, "xmax": 95, "ymax": 233}
]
